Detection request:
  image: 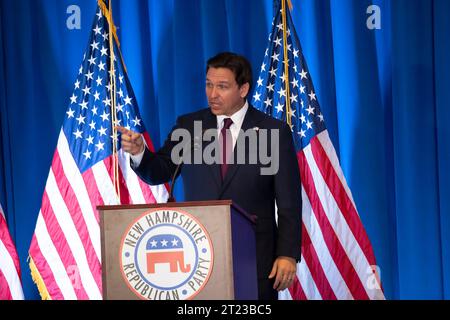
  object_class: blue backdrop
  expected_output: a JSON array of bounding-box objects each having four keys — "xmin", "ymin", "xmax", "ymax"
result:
[{"xmin": 1, "ymin": 0, "xmax": 449, "ymax": 300}]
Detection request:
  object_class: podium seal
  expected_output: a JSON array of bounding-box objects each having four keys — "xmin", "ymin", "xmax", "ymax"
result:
[{"xmin": 119, "ymin": 208, "xmax": 214, "ymax": 300}]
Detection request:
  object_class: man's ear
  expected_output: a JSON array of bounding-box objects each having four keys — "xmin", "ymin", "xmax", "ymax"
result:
[{"xmin": 240, "ymin": 83, "xmax": 250, "ymax": 98}]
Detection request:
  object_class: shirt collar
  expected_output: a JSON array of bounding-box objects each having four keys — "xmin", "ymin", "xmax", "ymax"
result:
[{"xmin": 217, "ymin": 101, "xmax": 249, "ymax": 130}]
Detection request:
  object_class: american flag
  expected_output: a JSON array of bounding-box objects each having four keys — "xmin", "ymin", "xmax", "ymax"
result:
[
  {"xmin": 28, "ymin": 3, "xmax": 168, "ymax": 300},
  {"xmin": 252, "ymin": 0, "xmax": 384, "ymax": 300},
  {"xmin": 0, "ymin": 203, "xmax": 24, "ymax": 300}
]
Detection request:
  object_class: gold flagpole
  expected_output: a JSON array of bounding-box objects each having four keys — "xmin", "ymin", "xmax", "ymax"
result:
[
  {"xmin": 106, "ymin": 0, "xmax": 120, "ymax": 203},
  {"xmin": 98, "ymin": 0, "xmax": 135, "ymax": 206},
  {"xmin": 281, "ymin": 0, "xmax": 292, "ymax": 127}
]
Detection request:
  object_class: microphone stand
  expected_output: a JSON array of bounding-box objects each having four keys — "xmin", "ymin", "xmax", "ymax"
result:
[
  {"xmin": 167, "ymin": 160, "xmax": 182, "ymax": 202},
  {"xmin": 167, "ymin": 131, "xmax": 205, "ymax": 203}
]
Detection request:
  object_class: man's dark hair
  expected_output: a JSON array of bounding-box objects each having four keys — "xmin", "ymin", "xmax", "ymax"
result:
[{"xmin": 206, "ymin": 52, "xmax": 253, "ymax": 92}]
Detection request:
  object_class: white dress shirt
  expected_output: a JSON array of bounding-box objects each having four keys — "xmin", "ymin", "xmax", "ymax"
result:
[{"xmin": 216, "ymin": 101, "xmax": 248, "ymax": 149}]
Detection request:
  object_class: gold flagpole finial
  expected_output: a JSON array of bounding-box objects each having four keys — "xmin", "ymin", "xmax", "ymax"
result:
[
  {"xmin": 98, "ymin": 0, "xmax": 128, "ymax": 72},
  {"xmin": 98, "ymin": 0, "xmax": 120, "ymax": 47}
]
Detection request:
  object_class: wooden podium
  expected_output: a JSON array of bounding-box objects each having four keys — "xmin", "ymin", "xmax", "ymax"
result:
[{"xmin": 98, "ymin": 200, "xmax": 258, "ymax": 300}]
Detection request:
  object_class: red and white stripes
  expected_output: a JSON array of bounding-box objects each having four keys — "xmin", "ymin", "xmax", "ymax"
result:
[
  {"xmin": 29, "ymin": 130, "xmax": 168, "ymax": 299},
  {"xmin": 0, "ymin": 204, "xmax": 24, "ymax": 300},
  {"xmin": 280, "ymin": 130, "xmax": 384, "ymax": 300}
]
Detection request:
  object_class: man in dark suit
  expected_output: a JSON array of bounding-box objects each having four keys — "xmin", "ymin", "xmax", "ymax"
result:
[{"xmin": 117, "ymin": 52, "xmax": 302, "ymax": 300}]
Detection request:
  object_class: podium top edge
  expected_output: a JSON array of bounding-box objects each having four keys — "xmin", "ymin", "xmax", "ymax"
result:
[
  {"xmin": 97, "ymin": 200, "xmax": 232, "ymax": 211},
  {"xmin": 97, "ymin": 200, "xmax": 256, "ymax": 224}
]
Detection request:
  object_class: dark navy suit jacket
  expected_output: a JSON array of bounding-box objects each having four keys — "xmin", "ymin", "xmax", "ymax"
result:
[{"xmin": 133, "ymin": 106, "xmax": 302, "ymax": 298}]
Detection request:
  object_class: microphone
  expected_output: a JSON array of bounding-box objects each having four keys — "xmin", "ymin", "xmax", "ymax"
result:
[
  {"xmin": 167, "ymin": 130, "xmax": 205, "ymax": 203},
  {"xmin": 167, "ymin": 161, "xmax": 182, "ymax": 203}
]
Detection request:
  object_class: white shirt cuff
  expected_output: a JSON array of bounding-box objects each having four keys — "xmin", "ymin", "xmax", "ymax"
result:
[{"xmin": 130, "ymin": 138, "xmax": 146, "ymax": 167}]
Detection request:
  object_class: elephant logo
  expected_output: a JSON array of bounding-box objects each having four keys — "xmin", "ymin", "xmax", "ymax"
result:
[{"xmin": 146, "ymin": 234, "xmax": 191, "ymax": 274}]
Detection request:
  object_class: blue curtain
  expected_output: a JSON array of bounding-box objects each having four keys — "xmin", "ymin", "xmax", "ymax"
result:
[{"xmin": 1, "ymin": 0, "xmax": 449, "ymax": 300}]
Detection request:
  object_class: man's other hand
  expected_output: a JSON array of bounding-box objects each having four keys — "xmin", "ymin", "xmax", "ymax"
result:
[{"xmin": 268, "ymin": 256, "xmax": 297, "ymax": 291}]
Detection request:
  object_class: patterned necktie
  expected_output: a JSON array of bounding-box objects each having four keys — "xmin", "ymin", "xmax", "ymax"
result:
[{"xmin": 220, "ymin": 118, "xmax": 233, "ymax": 181}]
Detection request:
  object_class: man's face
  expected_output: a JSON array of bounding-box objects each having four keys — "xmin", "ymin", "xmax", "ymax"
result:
[{"xmin": 206, "ymin": 67, "xmax": 249, "ymax": 116}]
